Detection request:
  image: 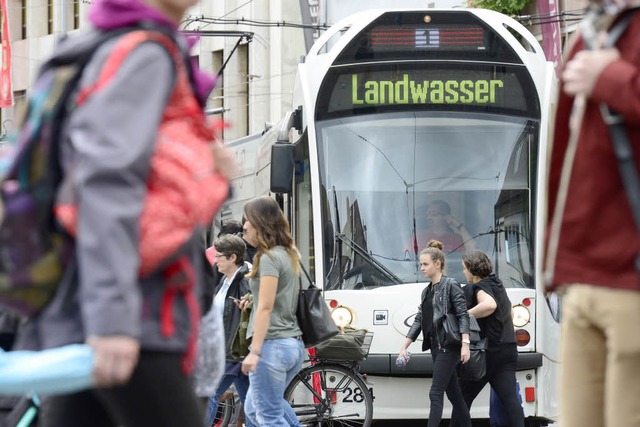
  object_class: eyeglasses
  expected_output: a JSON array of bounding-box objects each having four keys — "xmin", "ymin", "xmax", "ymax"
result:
[
  {"xmin": 427, "ymin": 211, "xmax": 446, "ymax": 217},
  {"xmin": 214, "ymin": 253, "xmax": 228, "ymax": 259}
]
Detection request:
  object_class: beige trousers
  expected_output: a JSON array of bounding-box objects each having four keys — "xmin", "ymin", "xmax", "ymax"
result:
[{"xmin": 561, "ymin": 285, "xmax": 640, "ymax": 427}]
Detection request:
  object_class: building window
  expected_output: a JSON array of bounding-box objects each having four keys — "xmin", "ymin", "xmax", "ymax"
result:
[
  {"xmin": 66, "ymin": 0, "xmax": 79, "ymax": 30},
  {"xmin": 210, "ymin": 50, "xmax": 223, "ymax": 111},
  {"xmin": 73, "ymin": 0, "xmax": 79, "ymax": 29},
  {"xmin": 238, "ymin": 43, "xmax": 248, "ymax": 135},
  {"xmin": 21, "ymin": 0, "xmax": 26, "ymax": 39},
  {"xmin": 13, "ymin": 89, "xmax": 27, "ymax": 121},
  {"xmin": 47, "ymin": 0, "xmax": 53, "ymax": 34}
]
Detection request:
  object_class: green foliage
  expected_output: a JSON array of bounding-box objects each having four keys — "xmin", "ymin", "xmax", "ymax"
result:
[{"xmin": 468, "ymin": 0, "xmax": 531, "ymax": 16}]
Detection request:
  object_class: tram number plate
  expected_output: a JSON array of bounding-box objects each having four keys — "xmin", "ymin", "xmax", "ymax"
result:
[{"xmin": 342, "ymin": 387, "xmax": 375, "ymax": 403}]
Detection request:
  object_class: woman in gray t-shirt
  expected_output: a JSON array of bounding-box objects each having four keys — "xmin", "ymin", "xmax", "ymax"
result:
[{"xmin": 240, "ymin": 196, "xmax": 304, "ymax": 426}]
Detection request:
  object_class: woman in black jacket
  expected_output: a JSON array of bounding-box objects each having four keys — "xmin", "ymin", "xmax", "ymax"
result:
[
  {"xmin": 451, "ymin": 250, "xmax": 524, "ymax": 427},
  {"xmin": 399, "ymin": 240, "xmax": 472, "ymax": 427},
  {"xmin": 205, "ymin": 234, "xmax": 254, "ymax": 427}
]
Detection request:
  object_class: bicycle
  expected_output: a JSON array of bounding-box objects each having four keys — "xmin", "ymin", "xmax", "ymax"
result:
[
  {"xmin": 215, "ymin": 330, "xmax": 374, "ymax": 427},
  {"xmin": 285, "ymin": 331, "xmax": 374, "ymax": 427}
]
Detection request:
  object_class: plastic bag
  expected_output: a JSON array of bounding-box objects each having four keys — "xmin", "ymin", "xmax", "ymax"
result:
[{"xmin": 193, "ymin": 304, "xmax": 225, "ymax": 397}]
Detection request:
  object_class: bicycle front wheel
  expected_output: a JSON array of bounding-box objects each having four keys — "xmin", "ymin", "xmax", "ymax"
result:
[
  {"xmin": 285, "ymin": 363, "xmax": 373, "ymax": 427},
  {"xmin": 212, "ymin": 392, "xmax": 235, "ymax": 427}
]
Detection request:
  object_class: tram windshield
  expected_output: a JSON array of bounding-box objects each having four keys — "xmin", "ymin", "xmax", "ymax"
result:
[{"xmin": 317, "ymin": 111, "xmax": 538, "ymax": 290}]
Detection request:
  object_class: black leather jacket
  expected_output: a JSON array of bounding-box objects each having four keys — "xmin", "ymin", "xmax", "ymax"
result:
[
  {"xmin": 214, "ymin": 262, "xmax": 251, "ymax": 360},
  {"xmin": 407, "ymin": 276, "xmax": 470, "ymax": 351}
]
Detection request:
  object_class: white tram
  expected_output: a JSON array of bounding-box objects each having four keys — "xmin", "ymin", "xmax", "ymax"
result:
[{"xmin": 224, "ymin": 8, "xmax": 559, "ymax": 425}]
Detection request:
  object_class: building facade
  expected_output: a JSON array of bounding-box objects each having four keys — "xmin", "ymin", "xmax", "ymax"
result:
[{"xmin": 0, "ymin": 0, "xmax": 308, "ymax": 141}]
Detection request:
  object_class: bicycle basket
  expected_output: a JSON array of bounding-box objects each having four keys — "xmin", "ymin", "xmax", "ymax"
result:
[{"xmin": 314, "ymin": 329, "xmax": 373, "ymax": 361}]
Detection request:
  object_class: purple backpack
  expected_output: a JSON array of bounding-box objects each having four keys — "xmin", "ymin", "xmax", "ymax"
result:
[{"xmin": 0, "ymin": 29, "xmax": 134, "ymax": 316}]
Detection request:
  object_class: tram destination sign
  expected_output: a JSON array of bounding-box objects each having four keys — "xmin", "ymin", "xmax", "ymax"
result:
[
  {"xmin": 352, "ymin": 74, "xmax": 504, "ymax": 106},
  {"xmin": 322, "ymin": 66, "xmax": 531, "ymax": 116}
]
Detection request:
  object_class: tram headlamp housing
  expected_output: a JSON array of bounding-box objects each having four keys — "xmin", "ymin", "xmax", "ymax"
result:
[
  {"xmin": 512, "ymin": 304, "xmax": 531, "ymax": 327},
  {"xmin": 331, "ymin": 306, "xmax": 353, "ymax": 328}
]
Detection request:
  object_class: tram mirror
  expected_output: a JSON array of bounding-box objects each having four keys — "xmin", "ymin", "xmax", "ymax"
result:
[
  {"xmin": 270, "ymin": 143, "xmax": 294, "ymax": 193},
  {"xmin": 324, "ymin": 221, "xmax": 335, "ymax": 257}
]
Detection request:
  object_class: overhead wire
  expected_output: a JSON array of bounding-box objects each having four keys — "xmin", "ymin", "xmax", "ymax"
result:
[{"xmin": 5, "ymin": 5, "xmax": 591, "ymax": 115}]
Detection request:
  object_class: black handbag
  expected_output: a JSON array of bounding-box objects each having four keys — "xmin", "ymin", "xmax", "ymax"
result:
[
  {"xmin": 296, "ymin": 262, "xmax": 339, "ymax": 348},
  {"xmin": 441, "ymin": 281, "xmax": 481, "ymax": 346},
  {"xmin": 458, "ymin": 337, "xmax": 488, "ymax": 381},
  {"xmin": 442, "ymin": 313, "xmax": 481, "ymax": 346},
  {"xmin": 442, "ymin": 312, "xmax": 462, "ymax": 347}
]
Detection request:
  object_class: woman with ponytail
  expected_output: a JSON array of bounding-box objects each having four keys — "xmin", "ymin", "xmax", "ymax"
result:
[{"xmin": 399, "ymin": 240, "xmax": 472, "ymax": 426}]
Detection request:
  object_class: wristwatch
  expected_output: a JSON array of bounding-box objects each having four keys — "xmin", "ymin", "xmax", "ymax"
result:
[{"xmin": 461, "ymin": 338, "xmax": 471, "ymax": 344}]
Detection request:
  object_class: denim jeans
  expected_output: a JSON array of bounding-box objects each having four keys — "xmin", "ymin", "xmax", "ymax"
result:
[
  {"xmin": 244, "ymin": 337, "xmax": 305, "ymax": 427},
  {"xmin": 428, "ymin": 348, "xmax": 471, "ymax": 427},
  {"xmin": 206, "ymin": 373, "xmax": 253, "ymax": 427}
]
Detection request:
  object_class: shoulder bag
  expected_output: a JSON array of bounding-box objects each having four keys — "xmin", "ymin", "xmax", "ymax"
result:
[
  {"xmin": 296, "ymin": 261, "xmax": 339, "ymax": 348},
  {"xmin": 458, "ymin": 337, "xmax": 488, "ymax": 381},
  {"xmin": 441, "ymin": 280, "xmax": 481, "ymax": 347}
]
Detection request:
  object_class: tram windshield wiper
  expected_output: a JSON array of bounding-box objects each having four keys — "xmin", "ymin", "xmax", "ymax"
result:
[{"xmin": 334, "ymin": 232, "xmax": 403, "ymax": 286}]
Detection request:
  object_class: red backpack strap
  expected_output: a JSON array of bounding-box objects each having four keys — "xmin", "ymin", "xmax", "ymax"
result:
[{"xmin": 76, "ymin": 30, "xmax": 187, "ymax": 106}]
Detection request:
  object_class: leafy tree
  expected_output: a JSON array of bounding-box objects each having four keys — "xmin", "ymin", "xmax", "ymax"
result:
[{"xmin": 468, "ymin": 0, "xmax": 531, "ymax": 16}]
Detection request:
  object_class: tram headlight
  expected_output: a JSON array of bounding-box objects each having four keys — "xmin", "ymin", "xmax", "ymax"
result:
[
  {"xmin": 512, "ymin": 304, "xmax": 531, "ymax": 327},
  {"xmin": 331, "ymin": 306, "xmax": 353, "ymax": 328}
]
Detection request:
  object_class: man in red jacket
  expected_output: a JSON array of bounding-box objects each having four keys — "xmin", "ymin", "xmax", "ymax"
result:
[{"xmin": 545, "ymin": 1, "xmax": 640, "ymax": 426}]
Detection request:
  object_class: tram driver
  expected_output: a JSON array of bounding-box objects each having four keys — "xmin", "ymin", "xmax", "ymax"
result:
[{"xmin": 412, "ymin": 200, "xmax": 475, "ymax": 254}]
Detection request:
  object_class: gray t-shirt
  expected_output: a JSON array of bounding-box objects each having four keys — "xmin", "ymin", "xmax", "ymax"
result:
[{"xmin": 247, "ymin": 246, "xmax": 302, "ymax": 340}]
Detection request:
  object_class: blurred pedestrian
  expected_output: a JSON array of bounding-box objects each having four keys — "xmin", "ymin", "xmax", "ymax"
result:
[
  {"xmin": 12, "ymin": 0, "xmax": 233, "ymax": 424},
  {"xmin": 545, "ymin": 1, "xmax": 640, "ymax": 426}
]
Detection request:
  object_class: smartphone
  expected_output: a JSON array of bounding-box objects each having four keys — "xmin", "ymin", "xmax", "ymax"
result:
[{"xmin": 228, "ymin": 296, "xmax": 241, "ymax": 303}]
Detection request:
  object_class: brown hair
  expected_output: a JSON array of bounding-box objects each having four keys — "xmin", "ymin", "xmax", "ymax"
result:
[
  {"xmin": 213, "ymin": 234, "xmax": 246, "ymax": 267},
  {"xmin": 420, "ymin": 240, "xmax": 446, "ymax": 270},
  {"xmin": 243, "ymin": 196, "xmax": 300, "ymax": 278},
  {"xmin": 462, "ymin": 250, "xmax": 493, "ymax": 279}
]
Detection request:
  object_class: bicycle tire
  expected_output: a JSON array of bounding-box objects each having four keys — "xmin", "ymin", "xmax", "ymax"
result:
[
  {"xmin": 212, "ymin": 395, "xmax": 234, "ymax": 427},
  {"xmin": 285, "ymin": 363, "xmax": 373, "ymax": 427}
]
